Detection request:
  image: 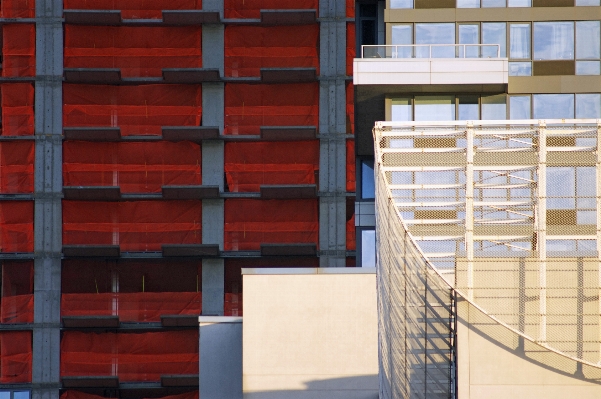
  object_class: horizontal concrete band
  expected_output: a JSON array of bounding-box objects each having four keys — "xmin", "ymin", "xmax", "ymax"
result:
[{"xmin": 241, "ymin": 267, "xmax": 376, "ymax": 275}]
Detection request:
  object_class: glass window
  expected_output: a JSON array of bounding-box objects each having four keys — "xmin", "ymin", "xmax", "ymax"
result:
[
  {"xmin": 459, "ymin": 25, "xmax": 480, "ymax": 58},
  {"xmin": 534, "ymin": 22, "xmax": 574, "ymax": 60},
  {"xmin": 508, "ymin": 0, "xmax": 531, "ymax": 5},
  {"xmin": 510, "ymin": 96, "xmax": 531, "ymax": 119},
  {"xmin": 482, "ymin": 0, "xmax": 506, "ymax": 6},
  {"xmin": 390, "ymin": 0, "xmax": 413, "ymax": 8},
  {"xmin": 547, "ymin": 167, "xmax": 575, "ymax": 209},
  {"xmin": 458, "ymin": 96, "xmax": 479, "ymax": 120},
  {"xmin": 0, "ymin": 393, "xmax": 10, "ymax": 399},
  {"xmin": 13, "ymin": 393, "xmax": 29, "ymax": 399},
  {"xmin": 481, "ymin": 95, "xmax": 506, "ymax": 120},
  {"xmin": 415, "ymin": 23, "xmax": 455, "ymax": 58},
  {"xmin": 482, "ymin": 23, "xmax": 506, "ymax": 57},
  {"xmin": 361, "ymin": 230, "xmax": 376, "ymax": 267},
  {"xmin": 414, "ymin": 96, "xmax": 454, "ymax": 121},
  {"xmin": 576, "ymin": 21, "xmax": 600, "ymax": 60},
  {"xmin": 391, "ymin": 25, "xmax": 413, "ymax": 58},
  {"xmin": 576, "ymin": 0, "xmax": 600, "ymax": 5},
  {"xmin": 361, "ymin": 160, "xmax": 375, "ymax": 200},
  {"xmin": 576, "ymin": 61, "xmax": 601, "ymax": 75},
  {"xmin": 457, "ymin": 0, "xmax": 480, "ymax": 7},
  {"xmin": 391, "ymin": 98, "xmax": 411, "ymax": 121},
  {"xmin": 533, "ymin": 94, "xmax": 574, "ymax": 119},
  {"xmin": 509, "ymin": 62, "xmax": 532, "ymax": 76},
  {"xmin": 510, "ymin": 24, "xmax": 530, "ymax": 59},
  {"xmin": 576, "ymin": 94, "xmax": 601, "ymax": 118}
]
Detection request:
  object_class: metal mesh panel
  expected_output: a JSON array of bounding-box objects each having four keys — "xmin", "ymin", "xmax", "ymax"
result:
[{"xmin": 375, "ymin": 120, "xmax": 601, "ymax": 399}]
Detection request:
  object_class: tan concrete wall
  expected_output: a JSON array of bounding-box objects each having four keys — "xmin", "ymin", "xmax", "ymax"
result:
[{"xmin": 242, "ymin": 268, "xmax": 378, "ymax": 399}]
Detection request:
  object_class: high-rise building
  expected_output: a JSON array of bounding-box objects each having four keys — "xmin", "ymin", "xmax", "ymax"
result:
[{"xmin": 0, "ymin": 1, "xmax": 356, "ymax": 399}]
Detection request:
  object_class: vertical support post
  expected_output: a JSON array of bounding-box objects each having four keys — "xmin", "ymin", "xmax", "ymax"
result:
[
  {"xmin": 33, "ymin": 1, "xmax": 63, "ymax": 399},
  {"xmin": 537, "ymin": 122, "xmax": 547, "ymax": 343},
  {"xmin": 465, "ymin": 125, "xmax": 474, "ymax": 301},
  {"xmin": 596, "ymin": 123, "xmax": 601, "ymax": 362},
  {"xmin": 201, "ymin": 0, "xmax": 225, "ymax": 316},
  {"xmin": 319, "ymin": 0, "xmax": 348, "ymax": 267}
]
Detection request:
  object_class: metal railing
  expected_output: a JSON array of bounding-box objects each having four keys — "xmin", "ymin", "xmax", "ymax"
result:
[{"xmin": 361, "ymin": 44, "xmax": 501, "ymax": 59}]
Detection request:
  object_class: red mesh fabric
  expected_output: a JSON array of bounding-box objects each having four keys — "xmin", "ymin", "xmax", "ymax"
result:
[
  {"xmin": 346, "ymin": 23, "xmax": 355, "ymax": 77},
  {"xmin": 1, "ymin": 83, "xmax": 35, "ymax": 136},
  {"xmin": 63, "ymin": 141, "xmax": 201, "ymax": 193},
  {"xmin": 0, "ymin": 142, "xmax": 34, "ymax": 193},
  {"xmin": 0, "ymin": 202, "xmax": 33, "ymax": 252},
  {"xmin": 346, "ymin": 140, "xmax": 356, "ymax": 192},
  {"xmin": 63, "ymin": 84, "xmax": 202, "ymax": 136},
  {"xmin": 1, "ymin": 0, "xmax": 34, "ymax": 18},
  {"xmin": 1, "ymin": 261, "xmax": 34, "ymax": 323},
  {"xmin": 0, "ymin": 331, "xmax": 32, "ymax": 383},
  {"xmin": 224, "ymin": 199, "xmax": 318, "ymax": 250},
  {"xmin": 225, "ymin": 25, "xmax": 318, "ymax": 77},
  {"xmin": 62, "ymin": 292, "xmax": 201, "ymax": 322},
  {"xmin": 60, "ymin": 331, "xmax": 198, "ymax": 381},
  {"xmin": 347, "ymin": 214, "xmax": 356, "ymax": 251},
  {"xmin": 63, "ymin": 0, "xmax": 202, "ymax": 19},
  {"xmin": 65, "ymin": 26, "xmax": 202, "ymax": 77},
  {"xmin": 346, "ymin": 82, "xmax": 354, "ymax": 134},
  {"xmin": 2, "ymin": 25, "xmax": 35, "ymax": 77},
  {"xmin": 346, "ymin": 0, "xmax": 354, "ymax": 18},
  {"xmin": 224, "ymin": 293, "xmax": 242, "ymax": 316},
  {"xmin": 224, "ymin": 0, "xmax": 317, "ymax": 19},
  {"xmin": 224, "ymin": 83, "xmax": 318, "ymax": 136},
  {"xmin": 61, "ymin": 391, "xmax": 198, "ymax": 399},
  {"xmin": 63, "ymin": 201, "xmax": 202, "ymax": 251},
  {"xmin": 224, "ymin": 141, "xmax": 318, "ymax": 192}
]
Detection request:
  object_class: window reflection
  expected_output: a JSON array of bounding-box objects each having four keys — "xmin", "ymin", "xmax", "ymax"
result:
[
  {"xmin": 390, "ymin": 0, "xmax": 413, "ymax": 8},
  {"xmin": 361, "ymin": 160, "xmax": 375, "ymax": 200},
  {"xmin": 415, "ymin": 23, "xmax": 455, "ymax": 58},
  {"xmin": 482, "ymin": 23, "xmax": 506, "ymax": 57},
  {"xmin": 576, "ymin": 94, "xmax": 601, "ymax": 118},
  {"xmin": 481, "ymin": 95, "xmax": 506, "ymax": 120},
  {"xmin": 459, "ymin": 25, "xmax": 479, "ymax": 58},
  {"xmin": 361, "ymin": 230, "xmax": 376, "ymax": 267},
  {"xmin": 534, "ymin": 22, "xmax": 574, "ymax": 60},
  {"xmin": 533, "ymin": 94, "xmax": 574, "ymax": 119},
  {"xmin": 414, "ymin": 96, "xmax": 454, "ymax": 121},
  {"xmin": 510, "ymin": 96, "xmax": 531, "ymax": 119},
  {"xmin": 510, "ymin": 24, "xmax": 530, "ymax": 59}
]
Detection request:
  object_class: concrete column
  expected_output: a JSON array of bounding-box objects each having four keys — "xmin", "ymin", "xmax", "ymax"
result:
[
  {"xmin": 318, "ymin": 1, "xmax": 348, "ymax": 267},
  {"xmin": 32, "ymin": 1, "xmax": 63, "ymax": 399},
  {"xmin": 201, "ymin": 0, "xmax": 225, "ymax": 315}
]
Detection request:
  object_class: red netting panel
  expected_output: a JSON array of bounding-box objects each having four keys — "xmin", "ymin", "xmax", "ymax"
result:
[
  {"xmin": 0, "ymin": 331, "xmax": 32, "ymax": 383},
  {"xmin": 224, "ymin": 0, "xmax": 317, "ymax": 19},
  {"xmin": 1, "ymin": 261, "xmax": 33, "ymax": 324},
  {"xmin": 346, "ymin": 23, "xmax": 355, "ymax": 77},
  {"xmin": 62, "ymin": 292, "xmax": 201, "ymax": 322},
  {"xmin": 63, "ymin": 84, "xmax": 202, "ymax": 136},
  {"xmin": 346, "ymin": 140, "xmax": 356, "ymax": 192},
  {"xmin": 63, "ymin": 0, "xmax": 202, "ymax": 19},
  {"xmin": 65, "ymin": 26, "xmax": 202, "ymax": 77},
  {"xmin": 0, "ymin": 202, "xmax": 33, "ymax": 252},
  {"xmin": 224, "ymin": 83, "xmax": 318, "ymax": 136},
  {"xmin": 60, "ymin": 331, "xmax": 198, "ymax": 381},
  {"xmin": 63, "ymin": 391, "xmax": 198, "ymax": 399},
  {"xmin": 224, "ymin": 141, "xmax": 318, "ymax": 192},
  {"xmin": 346, "ymin": 0, "xmax": 354, "ymax": 18},
  {"xmin": 2, "ymin": 25, "xmax": 35, "ymax": 77},
  {"xmin": 63, "ymin": 201, "xmax": 202, "ymax": 251},
  {"xmin": 1, "ymin": 83, "xmax": 35, "ymax": 136},
  {"xmin": 224, "ymin": 199, "xmax": 318, "ymax": 250},
  {"xmin": 347, "ymin": 214, "xmax": 356, "ymax": 251},
  {"xmin": 224, "ymin": 293, "xmax": 242, "ymax": 316},
  {"xmin": 63, "ymin": 141, "xmax": 201, "ymax": 193},
  {"xmin": 1, "ymin": 0, "xmax": 34, "ymax": 18},
  {"xmin": 0, "ymin": 142, "xmax": 34, "ymax": 193},
  {"xmin": 225, "ymin": 25, "xmax": 318, "ymax": 77},
  {"xmin": 346, "ymin": 82, "xmax": 354, "ymax": 135}
]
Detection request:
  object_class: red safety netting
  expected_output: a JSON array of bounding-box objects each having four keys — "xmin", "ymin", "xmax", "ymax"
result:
[
  {"xmin": 347, "ymin": 140, "xmax": 355, "ymax": 192},
  {"xmin": 0, "ymin": 331, "xmax": 32, "ymax": 383},
  {"xmin": 346, "ymin": 0, "xmax": 354, "ymax": 18},
  {"xmin": 0, "ymin": 202, "xmax": 33, "ymax": 252},
  {"xmin": 65, "ymin": 26, "xmax": 202, "ymax": 77},
  {"xmin": 2, "ymin": 25, "xmax": 35, "ymax": 77},
  {"xmin": 224, "ymin": 0, "xmax": 317, "ymax": 19},
  {"xmin": 1, "ymin": 0, "xmax": 34, "ymax": 18},
  {"xmin": 63, "ymin": 141, "xmax": 201, "ymax": 193},
  {"xmin": 346, "ymin": 82, "xmax": 354, "ymax": 134},
  {"xmin": 347, "ymin": 214, "xmax": 356, "ymax": 251},
  {"xmin": 224, "ymin": 83, "xmax": 318, "ymax": 135},
  {"xmin": 62, "ymin": 391, "xmax": 198, "ymax": 399},
  {"xmin": 62, "ymin": 292, "xmax": 201, "ymax": 322},
  {"xmin": 63, "ymin": 0, "xmax": 202, "ymax": 19},
  {"xmin": 1, "ymin": 261, "xmax": 33, "ymax": 324},
  {"xmin": 1, "ymin": 83, "xmax": 35, "ymax": 136},
  {"xmin": 63, "ymin": 84, "xmax": 202, "ymax": 136},
  {"xmin": 63, "ymin": 201, "xmax": 202, "ymax": 251},
  {"xmin": 224, "ymin": 293, "xmax": 242, "ymax": 316},
  {"xmin": 0, "ymin": 142, "xmax": 34, "ymax": 193},
  {"xmin": 346, "ymin": 23, "xmax": 355, "ymax": 77},
  {"xmin": 225, "ymin": 25, "xmax": 318, "ymax": 77},
  {"xmin": 224, "ymin": 141, "xmax": 318, "ymax": 192},
  {"xmin": 61, "ymin": 331, "xmax": 198, "ymax": 381},
  {"xmin": 224, "ymin": 199, "xmax": 318, "ymax": 250}
]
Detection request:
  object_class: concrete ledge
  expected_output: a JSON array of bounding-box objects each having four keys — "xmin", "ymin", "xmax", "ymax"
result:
[
  {"xmin": 198, "ymin": 316, "xmax": 243, "ymax": 323},
  {"xmin": 241, "ymin": 267, "xmax": 376, "ymax": 275}
]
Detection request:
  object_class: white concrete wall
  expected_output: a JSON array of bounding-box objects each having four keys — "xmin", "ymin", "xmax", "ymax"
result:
[{"xmin": 242, "ymin": 268, "xmax": 378, "ymax": 399}]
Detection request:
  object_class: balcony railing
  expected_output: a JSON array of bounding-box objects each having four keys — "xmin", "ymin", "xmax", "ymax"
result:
[{"xmin": 361, "ymin": 44, "xmax": 501, "ymax": 59}]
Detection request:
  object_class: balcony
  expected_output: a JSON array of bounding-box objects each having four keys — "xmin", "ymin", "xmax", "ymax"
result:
[{"xmin": 353, "ymin": 44, "xmax": 508, "ymax": 86}]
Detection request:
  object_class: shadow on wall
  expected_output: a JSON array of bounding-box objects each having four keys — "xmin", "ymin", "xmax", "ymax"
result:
[{"xmin": 243, "ymin": 374, "xmax": 379, "ymax": 399}]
